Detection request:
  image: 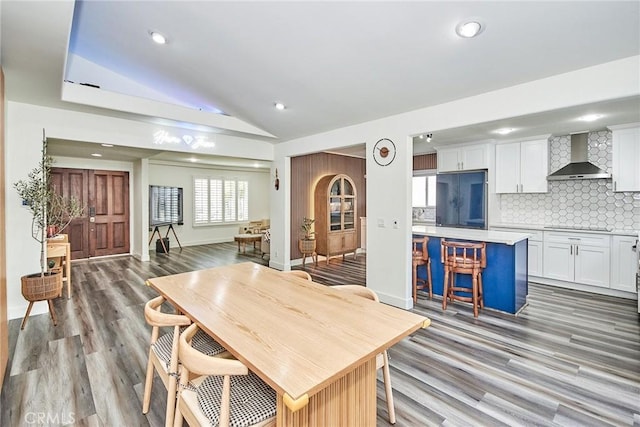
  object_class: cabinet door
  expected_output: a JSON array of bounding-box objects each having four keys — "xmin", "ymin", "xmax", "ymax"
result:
[
  {"xmin": 520, "ymin": 139, "xmax": 548, "ymax": 193},
  {"xmin": 543, "ymin": 242, "xmax": 574, "ymax": 281},
  {"xmin": 574, "ymin": 245, "xmax": 610, "ymax": 288},
  {"xmin": 343, "ymin": 231, "xmax": 357, "ymax": 251},
  {"xmin": 610, "ymin": 236, "xmax": 638, "ymax": 292},
  {"xmin": 437, "ymin": 148, "xmax": 460, "ymax": 172},
  {"xmin": 495, "ymin": 142, "xmax": 521, "ymax": 193},
  {"xmin": 327, "ymin": 233, "xmax": 344, "ymax": 254},
  {"xmin": 612, "ymin": 127, "xmax": 640, "ymax": 192},
  {"xmin": 461, "ymin": 145, "xmax": 488, "ymax": 170},
  {"xmin": 528, "ymin": 240, "xmax": 543, "ymax": 277}
]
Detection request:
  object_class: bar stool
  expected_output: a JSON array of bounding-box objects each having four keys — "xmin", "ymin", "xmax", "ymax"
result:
[
  {"xmin": 441, "ymin": 240, "xmax": 486, "ymax": 317},
  {"xmin": 412, "ymin": 236, "xmax": 432, "ymax": 303}
]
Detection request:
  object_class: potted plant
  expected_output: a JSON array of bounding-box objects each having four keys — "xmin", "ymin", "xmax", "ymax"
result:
[
  {"xmin": 299, "ymin": 217, "xmax": 316, "ymax": 254},
  {"xmin": 13, "ymin": 130, "xmax": 83, "ymax": 328}
]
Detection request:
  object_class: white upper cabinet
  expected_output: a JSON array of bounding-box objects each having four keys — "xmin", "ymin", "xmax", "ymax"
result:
[
  {"xmin": 611, "ymin": 124, "xmax": 640, "ymax": 192},
  {"xmin": 437, "ymin": 144, "xmax": 489, "ymax": 172},
  {"xmin": 495, "ymin": 139, "xmax": 548, "ymax": 193}
]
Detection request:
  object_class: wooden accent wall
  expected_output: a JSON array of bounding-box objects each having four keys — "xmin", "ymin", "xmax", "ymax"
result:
[
  {"xmin": 290, "ymin": 153, "xmax": 366, "ymax": 260},
  {"xmin": 413, "ymin": 153, "xmax": 437, "ymax": 170},
  {"xmin": 0, "ymin": 67, "xmax": 8, "ymax": 387}
]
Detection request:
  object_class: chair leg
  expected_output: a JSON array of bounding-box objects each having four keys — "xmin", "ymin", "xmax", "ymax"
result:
[
  {"xmin": 427, "ymin": 260, "xmax": 433, "ymax": 299},
  {"xmin": 165, "ymin": 373, "xmax": 178, "ymax": 427},
  {"xmin": 412, "ymin": 263, "xmax": 417, "ymax": 304},
  {"xmin": 47, "ymin": 299, "xmax": 58, "ymax": 326},
  {"xmin": 442, "ymin": 268, "xmax": 449, "ymax": 310},
  {"xmin": 142, "ymin": 349, "xmax": 155, "ymax": 414},
  {"xmin": 478, "ymin": 272, "xmax": 484, "ymax": 308},
  {"xmin": 20, "ymin": 302, "xmax": 34, "ymax": 330},
  {"xmin": 381, "ymin": 351, "xmax": 396, "ymax": 424},
  {"xmin": 472, "ymin": 273, "xmax": 479, "ymax": 318}
]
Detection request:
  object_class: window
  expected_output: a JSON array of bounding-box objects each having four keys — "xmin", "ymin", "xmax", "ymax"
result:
[
  {"xmin": 194, "ymin": 177, "xmax": 249, "ymax": 224},
  {"xmin": 412, "ymin": 174, "xmax": 436, "ymax": 207}
]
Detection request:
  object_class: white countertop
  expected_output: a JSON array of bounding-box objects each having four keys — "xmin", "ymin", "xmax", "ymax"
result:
[
  {"xmin": 490, "ymin": 222, "xmax": 639, "ymax": 237},
  {"xmin": 412, "ymin": 225, "xmax": 531, "ymax": 245}
]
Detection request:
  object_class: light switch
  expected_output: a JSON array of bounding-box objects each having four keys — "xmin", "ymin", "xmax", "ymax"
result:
[{"xmin": 377, "ymin": 218, "xmax": 385, "ymax": 228}]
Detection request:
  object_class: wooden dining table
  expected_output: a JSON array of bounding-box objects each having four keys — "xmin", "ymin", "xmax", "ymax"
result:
[{"xmin": 146, "ymin": 262, "xmax": 430, "ymax": 426}]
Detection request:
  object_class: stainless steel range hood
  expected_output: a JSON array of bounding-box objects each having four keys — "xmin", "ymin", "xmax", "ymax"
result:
[{"xmin": 547, "ymin": 133, "xmax": 611, "ymax": 180}]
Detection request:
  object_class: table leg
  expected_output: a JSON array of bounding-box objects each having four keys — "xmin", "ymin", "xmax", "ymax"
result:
[{"xmin": 276, "ymin": 357, "xmax": 376, "ymax": 426}]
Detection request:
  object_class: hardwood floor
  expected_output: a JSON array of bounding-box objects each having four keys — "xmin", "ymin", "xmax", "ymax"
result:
[{"xmin": 1, "ymin": 243, "xmax": 638, "ymax": 426}]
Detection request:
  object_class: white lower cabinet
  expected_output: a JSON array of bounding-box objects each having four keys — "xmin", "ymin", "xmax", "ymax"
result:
[
  {"xmin": 610, "ymin": 235, "xmax": 638, "ymax": 292},
  {"xmin": 491, "ymin": 227, "xmax": 543, "ymax": 277},
  {"xmin": 543, "ymin": 232, "xmax": 610, "ymax": 288},
  {"xmin": 528, "ymin": 240, "xmax": 543, "ymax": 277}
]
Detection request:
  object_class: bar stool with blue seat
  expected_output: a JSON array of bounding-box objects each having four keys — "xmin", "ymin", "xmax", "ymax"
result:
[{"xmin": 441, "ymin": 240, "xmax": 486, "ymax": 317}]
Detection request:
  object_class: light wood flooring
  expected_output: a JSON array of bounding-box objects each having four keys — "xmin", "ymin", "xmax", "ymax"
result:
[{"xmin": 1, "ymin": 243, "xmax": 639, "ymax": 426}]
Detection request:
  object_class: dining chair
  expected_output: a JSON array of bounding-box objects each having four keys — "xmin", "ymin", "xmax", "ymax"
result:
[
  {"xmin": 332, "ymin": 285, "xmax": 397, "ymax": 424},
  {"xmin": 282, "ymin": 270, "xmax": 312, "ymax": 281},
  {"xmin": 173, "ymin": 323, "xmax": 277, "ymax": 427},
  {"xmin": 142, "ymin": 296, "xmax": 230, "ymax": 427}
]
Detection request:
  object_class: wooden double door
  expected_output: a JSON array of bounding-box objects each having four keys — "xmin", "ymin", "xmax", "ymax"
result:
[{"xmin": 50, "ymin": 168, "xmax": 130, "ymax": 260}]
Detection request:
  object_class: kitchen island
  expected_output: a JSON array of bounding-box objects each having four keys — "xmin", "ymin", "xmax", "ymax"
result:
[{"xmin": 413, "ymin": 225, "xmax": 531, "ymax": 314}]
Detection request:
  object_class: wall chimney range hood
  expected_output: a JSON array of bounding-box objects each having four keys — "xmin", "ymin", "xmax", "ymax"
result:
[{"xmin": 547, "ymin": 133, "xmax": 611, "ymax": 180}]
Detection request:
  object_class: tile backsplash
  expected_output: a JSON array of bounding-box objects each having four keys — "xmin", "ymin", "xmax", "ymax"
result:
[{"xmin": 499, "ymin": 130, "xmax": 640, "ymax": 230}]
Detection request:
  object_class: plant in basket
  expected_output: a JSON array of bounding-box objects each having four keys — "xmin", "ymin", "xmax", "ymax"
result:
[{"xmin": 13, "ymin": 130, "xmax": 83, "ymax": 329}]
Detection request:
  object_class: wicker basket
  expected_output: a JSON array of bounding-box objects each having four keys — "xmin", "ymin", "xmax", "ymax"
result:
[
  {"xmin": 299, "ymin": 239, "xmax": 317, "ymax": 254},
  {"xmin": 21, "ymin": 272, "xmax": 62, "ymax": 302}
]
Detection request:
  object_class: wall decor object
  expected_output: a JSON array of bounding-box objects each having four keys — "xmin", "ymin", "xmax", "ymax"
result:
[
  {"xmin": 373, "ymin": 138, "xmax": 397, "ymax": 166},
  {"xmin": 274, "ymin": 168, "xmax": 280, "ymax": 190}
]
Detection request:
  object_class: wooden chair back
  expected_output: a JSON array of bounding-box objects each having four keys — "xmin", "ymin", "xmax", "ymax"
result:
[
  {"xmin": 441, "ymin": 240, "xmax": 487, "ymax": 271},
  {"xmin": 412, "ymin": 236, "xmax": 429, "ymax": 261},
  {"xmin": 282, "ymin": 270, "xmax": 312, "ymax": 281}
]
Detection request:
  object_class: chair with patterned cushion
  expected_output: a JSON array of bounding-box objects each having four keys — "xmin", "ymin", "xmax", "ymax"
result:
[
  {"xmin": 142, "ymin": 296, "xmax": 230, "ymax": 427},
  {"xmin": 332, "ymin": 285, "xmax": 397, "ymax": 424},
  {"xmin": 282, "ymin": 270, "xmax": 312, "ymax": 281},
  {"xmin": 173, "ymin": 323, "xmax": 277, "ymax": 427}
]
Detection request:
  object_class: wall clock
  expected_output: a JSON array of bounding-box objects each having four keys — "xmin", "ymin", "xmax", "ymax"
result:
[{"xmin": 373, "ymin": 138, "xmax": 396, "ymax": 166}]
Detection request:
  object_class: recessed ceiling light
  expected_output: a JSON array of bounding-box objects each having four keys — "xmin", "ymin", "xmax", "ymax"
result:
[
  {"xmin": 494, "ymin": 128, "xmax": 515, "ymax": 135},
  {"xmin": 578, "ymin": 114, "xmax": 604, "ymax": 122},
  {"xmin": 253, "ymin": 163, "xmax": 260, "ymax": 168},
  {"xmin": 91, "ymin": 153, "xmax": 102, "ymax": 157},
  {"xmin": 425, "ymin": 133, "xmax": 433, "ymax": 143},
  {"xmin": 456, "ymin": 20, "xmax": 483, "ymax": 38},
  {"xmin": 101, "ymin": 143, "xmax": 113, "ymax": 148},
  {"xmin": 150, "ymin": 31, "xmax": 167, "ymax": 45},
  {"xmin": 189, "ymin": 158, "xmax": 198, "ymax": 163},
  {"xmin": 274, "ymin": 102, "xmax": 286, "ymax": 111}
]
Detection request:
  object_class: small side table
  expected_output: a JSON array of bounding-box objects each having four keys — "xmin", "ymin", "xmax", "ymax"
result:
[
  {"xmin": 234, "ymin": 233, "xmax": 263, "ymax": 253},
  {"xmin": 47, "ymin": 240, "xmax": 71, "ymax": 299},
  {"xmin": 298, "ymin": 239, "xmax": 318, "ymax": 268}
]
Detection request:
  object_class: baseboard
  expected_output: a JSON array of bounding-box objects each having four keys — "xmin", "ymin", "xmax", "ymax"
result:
[
  {"xmin": 530, "ymin": 276, "xmax": 637, "ymax": 299},
  {"xmin": 374, "ymin": 289, "xmax": 413, "ymax": 310},
  {"xmin": 8, "ymin": 301, "xmax": 48, "ymax": 321}
]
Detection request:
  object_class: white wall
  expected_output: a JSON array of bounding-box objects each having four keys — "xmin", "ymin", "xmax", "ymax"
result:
[
  {"xmin": 270, "ymin": 56, "xmax": 640, "ymax": 309},
  {"xmin": 4, "ymin": 101, "xmax": 274, "ymax": 319},
  {"xmin": 148, "ymin": 161, "xmax": 270, "ymax": 247}
]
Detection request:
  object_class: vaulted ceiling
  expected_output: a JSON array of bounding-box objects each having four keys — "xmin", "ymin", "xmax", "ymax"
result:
[{"xmin": 1, "ymin": 1, "xmax": 639, "ymax": 159}]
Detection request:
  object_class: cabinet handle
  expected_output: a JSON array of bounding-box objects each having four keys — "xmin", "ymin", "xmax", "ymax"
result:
[
  {"xmin": 575, "ymin": 245, "xmax": 579, "ymax": 256},
  {"xmin": 516, "ymin": 184, "xmax": 519, "ymax": 192},
  {"xmin": 520, "ymin": 184, "xmax": 523, "ymax": 192},
  {"xmin": 614, "ymin": 181, "xmax": 617, "ymax": 192},
  {"xmin": 570, "ymin": 245, "xmax": 572, "ymax": 255}
]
